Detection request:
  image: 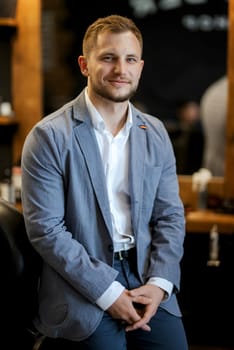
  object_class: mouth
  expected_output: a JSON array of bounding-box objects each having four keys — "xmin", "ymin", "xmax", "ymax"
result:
[{"xmin": 108, "ymin": 79, "xmax": 130, "ymax": 87}]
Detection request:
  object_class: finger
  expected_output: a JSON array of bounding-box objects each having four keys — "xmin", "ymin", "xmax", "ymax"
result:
[
  {"xmin": 128, "ymin": 287, "xmax": 144, "ymax": 297},
  {"xmin": 125, "ymin": 321, "xmax": 151, "ymax": 332},
  {"xmin": 132, "ymin": 295, "xmax": 152, "ymax": 305}
]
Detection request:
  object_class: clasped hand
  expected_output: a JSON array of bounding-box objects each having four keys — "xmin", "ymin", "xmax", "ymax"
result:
[{"xmin": 107, "ymin": 285, "xmax": 165, "ymax": 332}]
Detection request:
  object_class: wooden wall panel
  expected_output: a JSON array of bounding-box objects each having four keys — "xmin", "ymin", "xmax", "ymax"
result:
[
  {"xmin": 225, "ymin": 0, "xmax": 234, "ymax": 198},
  {"xmin": 12, "ymin": 0, "xmax": 42, "ymax": 163}
]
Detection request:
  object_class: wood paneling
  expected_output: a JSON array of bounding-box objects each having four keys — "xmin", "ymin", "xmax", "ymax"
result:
[
  {"xmin": 225, "ymin": 0, "xmax": 234, "ymax": 198},
  {"xmin": 11, "ymin": 0, "xmax": 42, "ymax": 163}
]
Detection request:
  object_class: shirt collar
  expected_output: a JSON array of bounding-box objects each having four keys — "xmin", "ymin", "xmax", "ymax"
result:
[{"xmin": 84, "ymin": 87, "xmax": 133, "ymax": 133}]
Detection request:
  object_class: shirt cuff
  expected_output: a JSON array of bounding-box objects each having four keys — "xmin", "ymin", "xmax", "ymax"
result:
[
  {"xmin": 147, "ymin": 277, "xmax": 173, "ymax": 300},
  {"xmin": 95, "ymin": 281, "xmax": 125, "ymax": 311}
]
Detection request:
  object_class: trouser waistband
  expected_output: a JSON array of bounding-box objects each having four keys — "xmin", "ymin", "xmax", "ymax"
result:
[{"xmin": 114, "ymin": 248, "xmax": 136, "ymax": 261}]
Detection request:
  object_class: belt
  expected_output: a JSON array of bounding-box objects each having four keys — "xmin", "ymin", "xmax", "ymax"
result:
[{"xmin": 114, "ymin": 248, "xmax": 135, "ymax": 261}]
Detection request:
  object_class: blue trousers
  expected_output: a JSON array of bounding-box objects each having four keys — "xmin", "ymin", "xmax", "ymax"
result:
[{"xmin": 41, "ymin": 253, "xmax": 188, "ymax": 350}]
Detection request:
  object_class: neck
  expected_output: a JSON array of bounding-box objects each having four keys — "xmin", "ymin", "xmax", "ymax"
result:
[{"xmin": 88, "ymin": 92, "xmax": 129, "ymax": 136}]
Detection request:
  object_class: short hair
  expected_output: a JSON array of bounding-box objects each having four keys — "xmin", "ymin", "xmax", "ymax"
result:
[{"xmin": 82, "ymin": 15, "xmax": 143, "ymax": 57}]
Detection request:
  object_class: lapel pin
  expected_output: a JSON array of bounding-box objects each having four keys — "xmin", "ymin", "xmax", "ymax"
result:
[{"xmin": 139, "ymin": 124, "xmax": 147, "ymax": 130}]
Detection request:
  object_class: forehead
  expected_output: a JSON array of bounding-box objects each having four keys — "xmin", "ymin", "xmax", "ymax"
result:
[{"xmin": 95, "ymin": 30, "xmax": 142, "ymax": 55}]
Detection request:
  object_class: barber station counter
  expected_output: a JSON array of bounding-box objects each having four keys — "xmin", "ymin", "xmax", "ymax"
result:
[{"xmin": 185, "ymin": 210, "xmax": 234, "ymax": 234}]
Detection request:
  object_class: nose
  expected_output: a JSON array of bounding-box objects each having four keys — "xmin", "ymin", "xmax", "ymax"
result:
[{"xmin": 113, "ymin": 59, "xmax": 126, "ymax": 74}]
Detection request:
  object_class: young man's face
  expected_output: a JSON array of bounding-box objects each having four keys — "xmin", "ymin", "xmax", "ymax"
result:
[{"xmin": 79, "ymin": 30, "xmax": 144, "ymax": 103}]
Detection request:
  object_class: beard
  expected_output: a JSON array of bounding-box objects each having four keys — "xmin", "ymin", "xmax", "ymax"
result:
[{"xmin": 91, "ymin": 78, "xmax": 139, "ymax": 103}]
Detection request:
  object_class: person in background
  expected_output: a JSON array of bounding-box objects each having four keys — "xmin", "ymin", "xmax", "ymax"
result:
[
  {"xmin": 171, "ymin": 99, "xmax": 204, "ymax": 174},
  {"xmin": 176, "ymin": 99, "xmax": 201, "ymax": 131},
  {"xmin": 200, "ymin": 76, "xmax": 227, "ymax": 176},
  {"xmin": 21, "ymin": 15, "xmax": 188, "ymax": 350}
]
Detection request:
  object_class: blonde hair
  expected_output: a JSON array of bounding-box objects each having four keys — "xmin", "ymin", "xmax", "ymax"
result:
[{"xmin": 82, "ymin": 15, "xmax": 143, "ymax": 57}]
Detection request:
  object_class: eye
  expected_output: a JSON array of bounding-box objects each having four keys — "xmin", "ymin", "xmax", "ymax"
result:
[
  {"xmin": 102, "ymin": 55, "xmax": 114, "ymax": 62},
  {"xmin": 127, "ymin": 56, "xmax": 138, "ymax": 64}
]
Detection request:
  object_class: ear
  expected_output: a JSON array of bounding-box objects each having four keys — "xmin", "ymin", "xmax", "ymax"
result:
[{"xmin": 78, "ymin": 56, "xmax": 88, "ymax": 77}]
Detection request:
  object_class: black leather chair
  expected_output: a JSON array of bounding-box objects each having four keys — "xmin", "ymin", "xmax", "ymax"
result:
[{"xmin": 0, "ymin": 198, "xmax": 45, "ymax": 349}]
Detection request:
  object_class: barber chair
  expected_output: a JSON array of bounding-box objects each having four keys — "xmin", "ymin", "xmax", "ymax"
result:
[{"xmin": 0, "ymin": 198, "xmax": 45, "ymax": 349}]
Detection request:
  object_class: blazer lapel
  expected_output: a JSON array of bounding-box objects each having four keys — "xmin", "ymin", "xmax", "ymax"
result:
[
  {"xmin": 129, "ymin": 116, "xmax": 147, "ymax": 235},
  {"xmin": 74, "ymin": 121, "xmax": 113, "ymax": 236}
]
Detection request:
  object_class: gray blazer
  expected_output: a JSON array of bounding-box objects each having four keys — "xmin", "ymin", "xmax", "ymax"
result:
[{"xmin": 21, "ymin": 90, "xmax": 185, "ymax": 341}]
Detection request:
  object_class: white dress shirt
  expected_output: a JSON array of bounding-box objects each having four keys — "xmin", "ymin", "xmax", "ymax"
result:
[{"xmin": 84, "ymin": 89, "xmax": 172, "ymax": 310}]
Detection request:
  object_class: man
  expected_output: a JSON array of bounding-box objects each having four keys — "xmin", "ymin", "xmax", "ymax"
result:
[{"xmin": 21, "ymin": 15, "xmax": 188, "ymax": 350}]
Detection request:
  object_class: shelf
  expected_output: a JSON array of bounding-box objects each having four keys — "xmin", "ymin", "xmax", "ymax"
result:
[
  {"xmin": 0, "ymin": 18, "xmax": 17, "ymax": 27},
  {"xmin": 186, "ymin": 210, "xmax": 234, "ymax": 234},
  {"xmin": 0, "ymin": 116, "xmax": 18, "ymax": 126}
]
